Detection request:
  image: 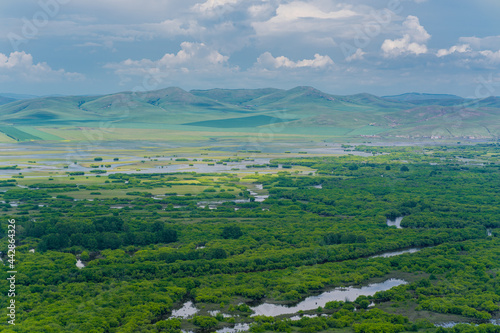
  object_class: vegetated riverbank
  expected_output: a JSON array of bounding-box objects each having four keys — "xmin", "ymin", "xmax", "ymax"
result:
[{"xmin": 0, "ymin": 143, "xmax": 499, "ymax": 332}]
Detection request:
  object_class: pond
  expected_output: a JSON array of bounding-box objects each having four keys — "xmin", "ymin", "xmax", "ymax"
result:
[
  {"xmin": 436, "ymin": 319, "xmax": 500, "ymax": 328},
  {"xmin": 76, "ymin": 259, "xmax": 85, "ymax": 269},
  {"xmin": 170, "ymin": 301, "xmax": 198, "ymax": 319},
  {"xmin": 112, "ymin": 158, "xmax": 273, "ymax": 175},
  {"xmin": 196, "ymin": 199, "xmax": 251, "ymax": 209},
  {"xmin": 215, "ymin": 323, "xmax": 250, "ymax": 333},
  {"xmin": 370, "ymin": 248, "xmax": 420, "ymax": 258},
  {"xmin": 181, "ymin": 323, "xmax": 250, "ymax": 333},
  {"xmin": 247, "ymin": 184, "xmax": 269, "ymax": 202},
  {"xmin": 250, "ymin": 279, "xmax": 407, "ymax": 317},
  {"xmin": 386, "ymin": 217, "xmax": 404, "ymax": 229}
]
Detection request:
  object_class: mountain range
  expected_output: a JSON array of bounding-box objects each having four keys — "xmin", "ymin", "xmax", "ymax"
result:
[{"xmin": 0, "ymin": 86, "xmax": 498, "ymax": 141}]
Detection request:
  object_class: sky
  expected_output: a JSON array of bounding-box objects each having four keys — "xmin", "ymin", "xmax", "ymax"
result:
[{"xmin": 0, "ymin": 0, "xmax": 499, "ymax": 97}]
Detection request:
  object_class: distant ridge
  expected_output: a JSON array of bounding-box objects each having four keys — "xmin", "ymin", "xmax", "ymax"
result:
[
  {"xmin": 0, "ymin": 93, "xmax": 39, "ymax": 100},
  {"xmin": 0, "ymin": 96, "xmax": 17, "ymax": 106},
  {"xmin": 383, "ymin": 92, "xmax": 464, "ymax": 101},
  {"xmin": 0, "ymin": 86, "xmax": 498, "ymax": 140},
  {"xmin": 382, "ymin": 93, "xmax": 469, "ymax": 106}
]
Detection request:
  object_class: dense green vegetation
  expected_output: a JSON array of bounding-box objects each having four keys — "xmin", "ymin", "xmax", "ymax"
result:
[{"xmin": 0, "ymin": 144, "xmax": 499, "ymax": 332}]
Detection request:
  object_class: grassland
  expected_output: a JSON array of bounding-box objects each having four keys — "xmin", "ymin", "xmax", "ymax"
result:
[{"xmin": 0, "ymin": 86, "xmax": 498, "ymax": 142}]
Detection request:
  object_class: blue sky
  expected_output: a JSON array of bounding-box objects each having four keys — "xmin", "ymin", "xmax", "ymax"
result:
[{"xmin": 0, "ymin": 0, "xmax": 499, "ymax": 97}]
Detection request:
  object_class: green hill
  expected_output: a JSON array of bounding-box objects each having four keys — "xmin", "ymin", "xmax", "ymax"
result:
[
  {"xmin": 0, "ymin": 96, "xmax": 17, "ymax": 106},
  {"xmin": 0, "ymin": 86, "xmax": 498, "ymax": 141}
]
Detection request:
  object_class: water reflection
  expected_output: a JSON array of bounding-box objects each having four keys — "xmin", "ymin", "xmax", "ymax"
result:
[
  {"xmin": 76, "ymin": 259, "xmax": 85, "ymax": 269},
  {"xmin": 370, "ymin": 248, "xmax": 420, "ymax": 258},
  {"xmin": 251, "ymin": 279, "xmax": 407, "ymax": 317},
  {"xmin": 386, "ymin": 217, "xmax": 403, "ymax": 229},
  {"xmin": 216, "ymin": 323, "xmax": 250, "ymax": 333},
  {"xmin": 247, "ymin": 184, "xmax": 269, "ymax": 202},
  {"xmin": 179, "ymin": 323, "xmax": 250, "ymax": 333},
  {"xmin": 171, "ymin": 301, "xmax": 199, "ymax": 319},
  {"xmin": 436, "ymin": 320, "xmax": 500, "ymax": 328},
  {"xmin": 290, "ymin": 314, "xmax": 318, "ymax": 320}
]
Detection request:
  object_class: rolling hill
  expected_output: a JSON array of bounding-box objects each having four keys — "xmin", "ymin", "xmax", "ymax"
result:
[
  {"xmin": 0, "ymin": 96, "xmax": 16, "ymax": 106},
  {"xmin": 0, "ymin": 87, "xmax": 498, "ymax": 141},
  {"xmin": 382, "ymin": 93, "xmax": 475, "ymax": 107}
]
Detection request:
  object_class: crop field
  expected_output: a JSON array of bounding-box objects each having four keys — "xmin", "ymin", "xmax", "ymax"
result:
[{"xmin": 0, "ymin": 125, "xmax": 42, "ymax": 141}]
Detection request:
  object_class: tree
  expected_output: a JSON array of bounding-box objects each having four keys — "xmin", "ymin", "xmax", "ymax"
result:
[
  {"xmin": 221, "ymin": 225, "xmax": 243, "ymax": 239},
  {"xmin": 192, "ymin": 316, "xmax": 217, "ymax": 330}
]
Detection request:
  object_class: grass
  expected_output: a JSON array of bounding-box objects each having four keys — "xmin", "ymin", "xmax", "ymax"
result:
[
  {"xmin": 1, "ymin": 87, "xmax": 499, "ymax": 141},
  {"xmin": 16, "ymin": 126, "xmax": 63, "ymax": 140},
  {"xmin": 0, "ymin": 125, "xmax": 42, "ymax": 141},
  {"xmin": 184, "ymin": 115, "xmax": 297, "ymax": 128}
]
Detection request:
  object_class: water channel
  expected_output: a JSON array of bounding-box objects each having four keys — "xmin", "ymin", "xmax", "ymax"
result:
[
  {"xmin": 386, "ymin": 217, "xmax": 404, "ymax": 229},
  {"xmin": 250, "ymin": 279, "xmax": 406, "ymax": 317}
]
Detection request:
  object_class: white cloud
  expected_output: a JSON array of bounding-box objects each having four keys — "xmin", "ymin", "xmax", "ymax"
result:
[
  {"xmin": 479, "ymin": 50, "xmax": 500, "ymax": 62},
  {"xmin": 193, "ymin": 0, "xmax": 239, "ymax": 10},
  {"xmin": 459, "ymin": 35, "xmax": 500, "ymax": 50},
  {"xmin": 271, "ymin": 2, "xmax": 357, "ymax": 21},
  {"xmin": 247, "ymin": 3, "xmax": 274, "ymax": 19},
  {"xmin": 437, "ymin": 44, "xmax": 471, "ymax": 57},
  {"xmin": 252, "ymin": 1, "xmax": 359, "ymax": 36},
  {"xmin": 403, "ymin": 15, "xmax": 430, "ymax": 43},
  {"xmin": 346, "ymin": 48, "xmax": 366, "ymax": 62},
  {"xmin": 192, "ymin": 0, "xmax": 240, "ymax": 16},
  {"xmin": 381, "ymin": 16, "xmax": 430, "ymax": 57},
  {"xmin": 436, "ymin": 35, "xmax": 500, "ymax": 64},
  {"xmin": 105, "ymin": 42, "xmax": 231, "ymax": 78},
  {"xmin": 0, "ymin": 51, "xmax": 83, "ymax": 82},
  {"xmin": 256, "ymin": 52, "xmax": 334, "ymax": 69}
]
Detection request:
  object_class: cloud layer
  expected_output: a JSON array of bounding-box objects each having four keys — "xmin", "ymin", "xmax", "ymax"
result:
[
  {"xmin": 0, "ymin": 0, "xmax": 499, "ymax": 96},
  {"xmin": 0, "ymin": 51, "xmax": 83, "ymax": 82}
]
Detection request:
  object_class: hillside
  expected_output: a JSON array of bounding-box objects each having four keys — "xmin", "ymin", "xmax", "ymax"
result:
[
  {"xmin": 0, "ymin": 87, "xmax": 498, "ymax": 141},
  {"xmin": 0, "ymin": 96, "xmax": 16, "ymax": 106}
]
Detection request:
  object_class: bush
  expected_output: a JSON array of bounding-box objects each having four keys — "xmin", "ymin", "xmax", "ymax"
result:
[
  {"xmin": 221, "ymin": 225, "xmax": 243, "ymax": 239},
  {"xmin": 192, "ymin": 316, "xmax": 217, "ymax": 329}
]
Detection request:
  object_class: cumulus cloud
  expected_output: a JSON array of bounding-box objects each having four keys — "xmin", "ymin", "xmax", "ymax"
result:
[
  {"xmin": 436, "ymin": 35, "xmax": 500, "ymax": 65},
  {"xmin": 345, "ymin": 48, "xmax": 366, "ymax": 62},
  {"xmin": 252, "ymin": 1, "xmax": 359, "ymax": 36},
  {"xmin": 247, "ymin": 3, "xmax": 275, "ymax": 19},
  {"xmin": 437, "ymin": 44, "xmax": 471, "ymax": 57},
  {"xmin": 105, "ymin": 42, "xmax": 231, "ymax": 78},
  {"xmin": 191, "ymin": 0, "xmax": 240, "ymax": 16},
  {"xmin": 381, "ymin": 15, "xmax": 430, "ymax": 57},
  {"xmin": 479, "ymin": 50, "xmax": 500, "ymax": 62},
  {"xmin": 256, "ymin": 52, "xmax": 334, "ymax": 69},
  {"xmin": 459, "ymin": 35, "xmax": 500, "ymax": 50},
  {"xmin": 0, "ymin": 51, "xmax": 83, "ymax": 82}
]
